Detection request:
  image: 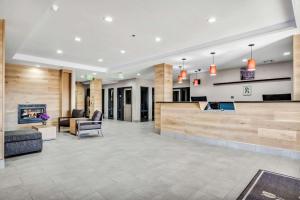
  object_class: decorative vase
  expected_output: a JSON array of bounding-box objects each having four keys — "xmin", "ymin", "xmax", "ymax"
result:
[{"xmin": 42, "ymin": 120, "xmax": 47, "ymax": 125}]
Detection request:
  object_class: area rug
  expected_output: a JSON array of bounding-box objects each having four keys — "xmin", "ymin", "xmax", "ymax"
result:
[{"xmin": 237, "ymin": 169, "xmax": 300, "ymax": 200}]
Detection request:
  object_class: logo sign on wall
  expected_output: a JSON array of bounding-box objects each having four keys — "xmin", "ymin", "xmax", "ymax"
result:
[{"xmin": 243, "ymin": 86, "xmax": 252, "ymax": 96}]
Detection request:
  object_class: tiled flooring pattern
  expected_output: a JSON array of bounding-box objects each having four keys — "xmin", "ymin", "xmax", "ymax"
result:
[{"xmin": 0, "ymin": 120, "xmax": 299, "ymax": 200}]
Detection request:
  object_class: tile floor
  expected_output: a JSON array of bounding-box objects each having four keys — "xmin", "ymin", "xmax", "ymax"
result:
[{"xmin": 0, "ymin": 120, "xmax": 299, "ymax": 200}]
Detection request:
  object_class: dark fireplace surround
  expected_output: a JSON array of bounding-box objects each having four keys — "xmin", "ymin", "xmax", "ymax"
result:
[{"xmin": 18, "ymin": 104, "xmax": 46, "ymax": 124}]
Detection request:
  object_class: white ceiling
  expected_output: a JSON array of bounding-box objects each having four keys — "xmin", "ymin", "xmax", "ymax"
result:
[{"xmin": 0, "ymin": 0, "xmax": 299, "ymax": 84}]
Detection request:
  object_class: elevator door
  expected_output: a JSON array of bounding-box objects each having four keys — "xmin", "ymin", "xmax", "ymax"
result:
[
  {"xmin": 140, "ymin": 87, "xmax": 149, "ymax": 122},
  {"xmin": 108, "ymin": 88, "xmax": 114, "ymax": 119},
  {"xmin": 124, "ymin": 88, "xmax": 132, "ymax": 122}
]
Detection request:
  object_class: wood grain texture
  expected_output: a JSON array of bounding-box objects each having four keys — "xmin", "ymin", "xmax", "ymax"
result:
[
  {"xmin": 32, "ymin": 125, "xmax": 57, "ymax": 140},
  {"xmin": 160, "ymin": 102, "xmax": 300, "ymax": 151},
  {"xmin": 60, "ymin": 70, "xmax": 71, "ymax": 117},
  {"xmin": 89, "ymin": 79, "xmax": 102, "ymax": 118},
  {"xmin": 75, "ymin": 82, "xmax": 84, "ymax": 110},
  {"xmin": 5, "ymin": 64, "xmax": 61, "ymax": 130},
  {"xmin": 0, "ymin": 20, "xmax": 4, "ymax": 160},
  {"xmin": 154, "ymin": 63, "xmax": 173, "ymax": 129},
  {"xmin": 293, "ymin": 34, "xmax": 300, "ymax": 100}
]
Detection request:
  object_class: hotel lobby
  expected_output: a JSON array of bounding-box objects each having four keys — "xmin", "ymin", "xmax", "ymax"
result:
[{"xmin": 0, "ymin": 0, "xmax": 300, "ymax": 199}]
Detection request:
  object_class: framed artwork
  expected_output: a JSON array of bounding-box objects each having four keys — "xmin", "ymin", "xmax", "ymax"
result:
[
  {"xmin": 240, "ymin": 67, "xmax": 255, "ymax": 80},
  {"xmin": 243, "ymin": 86, "xmax": 252, "ymax": 96}
]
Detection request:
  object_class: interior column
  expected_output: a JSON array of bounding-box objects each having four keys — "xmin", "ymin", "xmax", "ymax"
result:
[
  {"xmin": 154, "ymin": 63, "xmax": 173, "ymax": 133},
  {"xmin": 60, "ymin": 70, "xmax": 72, "ymax": 117},
  {"xmin": 0, "ymin": 19, "xmax": 5, "ymax": 168},
  {"xmin": 89, "ymin": 79, "xmax": 102, "ymax": 118},
  {"xmin": 293, "ymin": 34, "xmax": 300, "ymax": 100},
  {"xmin": 75, "ymin": 82, "xmax": 85, "ymax": 110}
]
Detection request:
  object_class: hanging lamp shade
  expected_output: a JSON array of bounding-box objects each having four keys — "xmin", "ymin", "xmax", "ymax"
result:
[
  {"xmin": 247, "ymin": 44, "xmax": 256, "ymax": 71},
  {"xmin": 247, "ymin": 58, "xmax": 256, "ymax": 71},
  {"xmin": 178, "ymin": 75, "xmax": 183, "ymax": 84},
  {"xmin": 193, "ymin": 79, "xmax": 199, "ymax": 87},
  {"xmin": 180, "ymin": 58, "xmax": 187, "ymax": 79},
  {"xmin": 209, "ymin": 52, "xmax": 217, "ymax": 76},
  {"xmin": 180, "ymin": 69, "xmax": 187, "ymax": 79},
  {"xmin": 209, "ymin": 64, "xmax": 217, "ymax": 76}
]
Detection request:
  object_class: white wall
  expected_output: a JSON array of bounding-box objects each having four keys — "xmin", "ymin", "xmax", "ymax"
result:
[
  {"xmin": 173, "ymin": 80, "xmax": 189, "ymax": 88},
  {"xmin": 189, "ymin": 61, "xmax": 292, "ymax": 101},
  {"xmin": 103, "ymin": 78, "xmax": 154, "ymax": 122}
]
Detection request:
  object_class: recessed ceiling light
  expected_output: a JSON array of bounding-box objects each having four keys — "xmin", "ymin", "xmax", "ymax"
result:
[
  {"xmin": 137, "ymin": 73, "xmax": 141, "ymax": 76},
  {"xmin": 104, "ymin": 16, "xmax": 113, "ymax": 22},
  {"xmin": 155, "ymin": 37, "xmax": 161, "ymax": 42},
  {"xmin": 242, "ymin": 58, "xmax": 248, "ymax": 62},
  {"xmin": 120, "ymin": 50, "xmax": 126, "ymax": 54},
  {"xmin": 92, "ymin": 72, "xmax": 97, "ymax": 75},
  {"xmin": 56, "ymin": 49, "xmax": 63, "ymax": 54},
  {"xmin": 283, "ymin": 51, "xmax": 291, "ymax": 56},
  {"xmin": 207, "ymin": 17, "xmax": 216, "ymax": 23},
  {"xmin": 80, "ymin": 75, "xmax": 84, "ymax": 78},
  {"xmin": 98, "ymin": 58, "xmax": 103, "ymax": 62},
  {"xmin": 74, "ymin": 36, "xmax": 81, "ymax": 42},
  {"xmin": 52, "ymin": 4, "xmax": 59, "ymax": 12}
]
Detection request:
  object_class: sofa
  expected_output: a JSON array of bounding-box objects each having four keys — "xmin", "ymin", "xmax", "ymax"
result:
[{"xmin": 4, "ymin": 129, "xmax": 43, "ymax": 157}]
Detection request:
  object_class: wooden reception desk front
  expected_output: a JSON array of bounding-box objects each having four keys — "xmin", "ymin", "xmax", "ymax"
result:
[{"xmin": 156, "ymin": 101, "xmax": 300, "ymax": 154}]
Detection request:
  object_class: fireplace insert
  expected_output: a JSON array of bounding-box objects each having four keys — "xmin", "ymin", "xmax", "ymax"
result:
[{"xmin": 18, "ymin": 104, "xmax": 46, "ymax": 124}]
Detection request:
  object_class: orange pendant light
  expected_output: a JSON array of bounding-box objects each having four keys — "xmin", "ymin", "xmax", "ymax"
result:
[
  {"xmin": 181, "ymin": 69, "xmax": 187, "ymax": 79},
  {"xmin": 180, "ymin": 58, "xmax": 187, "ymax": 79},
  {"xmin": 193, "ymin": 69, "xmax": 201, "ymax": 86},
  {"xmin": 193, "ymin": 79, "xmax": 199, "ymax": 86},
  {"xmin": 209, "ymin": 52, "xmax": 217, "ymax": 76},
  {"xmin": 247, "ymin": 44, "xmax": 256, "ymax": 71}
]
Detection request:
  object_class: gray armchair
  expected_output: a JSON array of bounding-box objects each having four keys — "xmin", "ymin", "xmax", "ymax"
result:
[
  {"xmin": 58, "ymin": 109, "xmax": 84, "ymax": 132},
  {"xmin": 76, "ymin": 110, "xmax": 103, "ymax": 138}
]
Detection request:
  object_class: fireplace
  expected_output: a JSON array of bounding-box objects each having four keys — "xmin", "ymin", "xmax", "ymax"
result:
[{"xmin": 18, "ymin": 104, "xmax": 46, "ymax": 124}]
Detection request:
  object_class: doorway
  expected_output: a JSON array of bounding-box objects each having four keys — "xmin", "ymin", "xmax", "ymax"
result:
[
  {"xmin": 140, "ymin": 87, "xmax": 149, "ymax": 122},
  {"xmin": 108, "ymin": 88, "xmax": 114, "ymax": 119},
  {"xmin": 117, "ymin": 87, "xmax": 132, "ymax": 121},
  {"xmin": 173, "ymin": 87, "xmax": 190, "ymax": 102},
  {"xmin": 124, "ymin": 88, "xmax": 132, "ymax": 122}
]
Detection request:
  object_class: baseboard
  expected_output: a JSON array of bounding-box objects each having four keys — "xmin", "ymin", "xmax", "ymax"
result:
[
  {"xmin": 161, "ymin": 131, "xmax": 300, "ymax": 160},
  {"xmin": 0, "ymin": 159, "xmax": 5, "ymax": 169}
]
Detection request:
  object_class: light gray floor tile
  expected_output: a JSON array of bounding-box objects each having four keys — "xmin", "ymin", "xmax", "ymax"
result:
[{"xmin": 0, "ymin": 120, "xmax": 299, "ymax": 200}]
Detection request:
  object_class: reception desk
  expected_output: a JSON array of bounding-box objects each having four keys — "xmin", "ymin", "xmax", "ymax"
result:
[{"xmin": 157, "ymin": 101, "xmax": 300, "ymax": 158}]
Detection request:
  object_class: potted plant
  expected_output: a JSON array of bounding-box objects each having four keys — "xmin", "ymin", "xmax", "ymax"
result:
[{"xmin": 39, "ymin": 113, "xmax": 50, "ymax": 125}]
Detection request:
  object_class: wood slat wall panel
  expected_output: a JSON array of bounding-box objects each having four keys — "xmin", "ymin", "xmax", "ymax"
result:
[
  {"xmin": 5, "ymin": 64, "xmax": 61, "ymax": 130},
  {"xmin": 294, "ymin": 34, "xmax": 300, "ymax": 100},
  {"xmin": 0, "ymin": 20, "xmax": 4, "ymax": 160},
  {"xmin": 160, "ymin": 102, "xmax": 300, "ymax": 151},
  {"xmin": 60, "ymin": 70, "xmax": 71, "ymax": 117},
  {"xmin": 154, "ymin": 63, "xmax": 173, "ymax": 129},
  {"xmin": 89, "ymin": 79, "xmax": 102, "ymax": 118},
  {"xmin": 76, "ymin": 82, "xmax": 85, "ymax": 110}
]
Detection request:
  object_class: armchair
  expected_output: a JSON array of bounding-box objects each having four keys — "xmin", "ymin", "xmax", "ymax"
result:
[
  {"xmin": 58, "ymin": 109, "xmax": 84, "ymax": 132},
  {"xmin": 76, "ymin": 110, "xmax": 103, "ymax": 138}
]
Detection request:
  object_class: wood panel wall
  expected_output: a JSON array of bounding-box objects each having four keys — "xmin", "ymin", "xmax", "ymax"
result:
[
  {"xmin": 293, "ymin": 34, "xmax": 300, "ymax": 100},
  {"xmin": 5, "ymin": 64, "xmax": 61, "ymax": 130},
  {"xmin": 160, "ymin": 102, "xmax": 300, "ymax": 151},
  {"xmin": 60, "ymin": 70, "xmax": 71, "ymax": 117},
  {"xmin": 89, "ymin": 79, "xmax": 102, "ymax": 118},
  {"xmin": 0, "ymin": 20, "xmax": 5, "ymax": 161},
  {"xmin": 75, "ymin": 82, "xmax": 85, "ymax": 110},
  {"xmin": 154, "ymin": 63, "xmax": 173, "ymax": 130}
]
